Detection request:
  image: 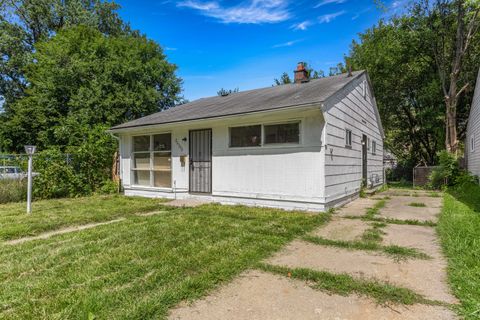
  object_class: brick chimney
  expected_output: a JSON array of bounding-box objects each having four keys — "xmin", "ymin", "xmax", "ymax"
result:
[{"xmin": 294, "ymin": 62, "xmax": 309, "ymax": 83}]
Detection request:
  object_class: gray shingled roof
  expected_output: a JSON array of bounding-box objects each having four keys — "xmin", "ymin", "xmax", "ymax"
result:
[{"xmin": 111, "ymin": 71, "xmax": 364, "ymax": 130}]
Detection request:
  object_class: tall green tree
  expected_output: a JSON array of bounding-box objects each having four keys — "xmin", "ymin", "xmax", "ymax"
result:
[
  {"xmin": 349, "ymin": 19, "xmax": 446, "ymax": 165},
  {"xmin": 1, "ymin": 25, "xmax": 182, "ymax": 152},
  {"xmin": 0, "ymin": 0, "xmax": 131, "ymax": 111},
  {"xmin": 410, "ymin": 0, "xmax": 480, "ymax": 153}
]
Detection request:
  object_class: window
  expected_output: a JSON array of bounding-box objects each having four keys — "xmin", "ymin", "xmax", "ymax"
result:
[
  {"xmin": 362, "ymin": 80, "xmax": 367, "ymax": 99},
  {"xmin": 264, "ymin": 122, "xmax": 300, "ymax": 144},
  {"xmin": 230, "ymin": 125, "xmax": 261, "ymax": 147},
  {"xmin": 367, "ymin": 137, "xmax": 371, "ymax": 151},
  {"xmin": 132, "ymin": 133, "xmax": 172, "ymax": 188},
  {"xmin": 345, "ymin": 129, "xmax": 352, "ymax": 147},
  {"xmin": 372, "ymin": 140, "xmax": 377, "ymax": 155},
  {"xmin": 471, "ymin": 135, "xmax": 475, "ymax": 152}
]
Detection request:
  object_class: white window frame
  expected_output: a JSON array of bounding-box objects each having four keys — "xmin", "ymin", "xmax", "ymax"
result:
[
  {"xmin": 372, "ymin": 140, "xmax": 377, "ymax": 155},
  {"xmin": 345, "ymin": 129, "xmax": 352, "ymax": 148},
  {"xmin": 131, "ymin": 133, "xmax": 172, "ymax": 189},
  {"xmin": 471, "ymin": 135, "xmax": 475, "ymax": 152}
]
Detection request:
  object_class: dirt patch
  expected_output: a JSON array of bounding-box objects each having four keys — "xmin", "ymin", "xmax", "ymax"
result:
[
  {"xmin": 169, "ymin": 270, "xmax": 456, "ymax": 320},
  {"xmin": 267, "ymin": 240, "xmax": 456, "ymax": 304},
  {"xmin": 379, "ymin": 196, "xmax": 442, "ymax": 222},
  {"xmin": 5, "ymin": 218, "xmax": 125, "ymax": 245},
  {"xmin": 135, "ymin": 210, "xmax": 167, "ymax": 217},
  {"xmin": 312, "ymin": 217, "xmax": 371, "ymax": 241},
  {"xmin": 336, "ymin": 198, "xmax": 379, "ymax": 217},
  {"xmin": 382, "ymin": 224, "xmax": 443, "ymax": 259},
  {"xmin": 165, "ymin": 199, "xmax": 212, "ymax": 208}
]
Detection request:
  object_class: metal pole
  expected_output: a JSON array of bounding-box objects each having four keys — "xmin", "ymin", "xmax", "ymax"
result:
[{"xmin": 27, "ymin": 154, "xmax": 33, "ymax": 214}]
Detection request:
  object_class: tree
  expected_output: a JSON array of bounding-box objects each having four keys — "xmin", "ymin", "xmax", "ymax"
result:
[
  {"xmin": 0, "ymin": 25, "xmax": 182, "ymax": 152},
  {"xmin": 348, "ymin": 19, "xmax": 447, "ymax": 165},
  {"xmin": 0, "ymin": 0, "xmax": 131, "ymax": 111},
  {"xmin": 410, "ymin": 0, "xmax": 480, "ymax": 153},
  {"xmin": 217, "ymin": 87, "xmax": 239, "ymax": 96},
  {"xmin": 274, "ymin": 72, "xmax": 292, "ymax": 85}
]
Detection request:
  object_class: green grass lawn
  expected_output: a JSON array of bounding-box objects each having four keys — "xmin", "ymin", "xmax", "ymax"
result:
[
  {"xmin": 438, "ymin": 183, "xmax": 480, "ymax": 319},
  {"xmin": 0, "ymin": 198, "xmax": 326, "ymax": 319},
  {"xmin": 0, "ymin": 195, "xmax": 166, "ymax": 240}
]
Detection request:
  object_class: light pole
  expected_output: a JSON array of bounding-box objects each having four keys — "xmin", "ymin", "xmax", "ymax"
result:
[{"xmin": 24, "ymin": 145, "xmax": 36, "ymax": 214}]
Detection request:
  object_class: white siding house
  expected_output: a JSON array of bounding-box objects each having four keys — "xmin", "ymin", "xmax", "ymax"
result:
[
  {"xmin": 110, "ymin": 65, "xmax": 384, "ymax": 211},
  {"xmin": 466, "ymin": 68, "xmax": 480, "ymax": 177}
]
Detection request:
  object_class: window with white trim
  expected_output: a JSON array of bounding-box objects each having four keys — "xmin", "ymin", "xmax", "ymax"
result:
[
  {"xmin": 345, "ymin": 129, "xmax": 352, "ymax": 147},
  {"xmin": 367, "ymin": 137, "xmax": 371, "ymax": 151},
  {"xmin": 362, "ymin": 80, "xmax": 367, "ymax": 99},
  {"xmin": 132, "ymin": 134, "xmax": 172, "ymax": 187},
  {"xmin": 372, "ymin": 140, "xmax": 377, "ymax": 155},
  {"xmin": 471, "ymin": 135, "xmax": 475, "ymax": 152},
  {"xmin": 264, "ymin": 122, "xmax": 300, "ymax": 144}
]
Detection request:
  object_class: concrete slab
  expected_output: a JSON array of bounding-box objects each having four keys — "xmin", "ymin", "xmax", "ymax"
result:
[
  {"xmin": 169, "ymin": 270, "xmax": 456, "ymax": 320},
  {"xmin": 267, "ymin": 240, "xmax": 456, "ymax": 304},
  {"xmin": 382, "ymin": 224, "xmax": 443, "ymax": 259},
  {"xmin": 379, "ymin": 196, "xmax": 442, "ymax": 222},
  {"xmin": 312, "ymin": 217, "xmax": 371, "ymax": 241},
  {"xmin": 336, "ymin": 198, "xmax": 378, "ymax": 217}
]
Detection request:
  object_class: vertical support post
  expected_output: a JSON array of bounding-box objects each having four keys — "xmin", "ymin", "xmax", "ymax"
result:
[{"xmin": 26, "ymin": 154, "xmax": 33, "ymax": 214}]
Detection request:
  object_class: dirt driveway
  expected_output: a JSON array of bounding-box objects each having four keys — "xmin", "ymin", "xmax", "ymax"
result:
[{"xmin": 169, "ymin": 189, "xmax": 458, "ymax": 320}]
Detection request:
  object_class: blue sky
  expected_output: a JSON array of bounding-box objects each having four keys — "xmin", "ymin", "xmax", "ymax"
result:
[{"xmin": 116, "ymin": 0, "xmax": 406, "ymax": 101}]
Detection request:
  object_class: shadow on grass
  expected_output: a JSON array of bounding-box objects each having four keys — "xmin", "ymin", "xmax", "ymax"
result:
[{"xmin": 448, "ymin": 183, "xmax": 480, "ymax": 213}]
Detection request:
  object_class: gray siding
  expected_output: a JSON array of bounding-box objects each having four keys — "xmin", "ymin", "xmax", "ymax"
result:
[
  {"xmin": 467, "ymin": 69, "xmax": 480, "ymax": 177},
  {"xmin": 323, "ymin": 74, "xmax": 384, "ymax": 203}
]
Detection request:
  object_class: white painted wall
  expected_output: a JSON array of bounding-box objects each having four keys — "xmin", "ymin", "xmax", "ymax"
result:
[
  {"xmin": 323, "ymin": 73, "xmax": 384, "ymax": 204},
  {"xmin": 118, "ymin": 107, "xmax": 327, "ymax": 209},
  {"xmin": 467, "ymin": 69, "xmax": 480, "ymax": 177}
]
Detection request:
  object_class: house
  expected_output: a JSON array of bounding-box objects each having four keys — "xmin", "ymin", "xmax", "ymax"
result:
[
  {"xmin": 109, "ymin": 63, "xmax": 385, "ymax": 211},
  {"xmin": 466, "ymin": 68, "xmax": 480, "ymax": 177}
]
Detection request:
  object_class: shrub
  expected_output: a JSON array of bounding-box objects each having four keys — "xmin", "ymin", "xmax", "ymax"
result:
[
  {"xmin": 32, "ymin": 125, "xmax": 118, "ymax": 200},
  {"xmin": 428, "ymin": 151, "xmax": 460, "ymax": 189},
  {"xmin": 0, "ymin": 179, "xmax": 27, "ymax": 204}
]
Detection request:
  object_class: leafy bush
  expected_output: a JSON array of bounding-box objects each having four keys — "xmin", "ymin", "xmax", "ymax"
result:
[
  {"xmin": 428, "ymin": 151, "xmax": 460, "ymax": 189},
  {"xmin": 32, "ymin": 125, "xmax": 118, "ymax": 199},
  {"xmin": 0, "ymin": 179, "xmax": 27, "ymax": 204}
]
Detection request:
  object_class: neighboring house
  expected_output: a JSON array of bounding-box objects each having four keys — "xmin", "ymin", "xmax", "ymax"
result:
[
  {"xmin": 466, "ymin": 68, "xmax": 480, "ymax": 177},
  {"xmin": 110, "ymin": 63, "xmax": 385, "ymax": 211}
]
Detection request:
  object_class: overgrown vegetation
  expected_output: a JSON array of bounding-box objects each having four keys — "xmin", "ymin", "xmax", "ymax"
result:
[
  {"xmin": 0, "ymin": 200, "xmax": 326, "ymax": 318},
  {"xmin": 0, "ymin": 179, "xmax": 26, "ymax": 204},
  {"xmin": 408, "ymin": 202, "xmax": 427, "ymax": 207},
  {"xmin": 257, "ymin": 263, "xmax": 439, "ymax": 306},
  {"xmin": 438, "ymin": 182, "xmax": 480, "ymax": 319}
]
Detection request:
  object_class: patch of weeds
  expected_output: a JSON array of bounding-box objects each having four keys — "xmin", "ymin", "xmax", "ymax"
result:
[
  {"xmin": 302, "ymin": 235, "xmax": 430, "ymax": 260},
  {"xmin": 342, "ymin": 215, "xmax": 437, "ymax": 227},
  {"xmin": 364, "ymin": 200, "xmax": 386, "ymax": 219},
  {"xmin": 257, "ymin": 263, "xmax": 442, "ymax": 306},
  {"xmin": 429, "ymin": 192, "xmax": 441, "ymax": 198},
  {"xmin": 361, "ymin": 227, "xmax": 385, "ymax": 242},
  {"xmin": 408, "ymin": 202, "xmax": 427, "ymax": 207}
]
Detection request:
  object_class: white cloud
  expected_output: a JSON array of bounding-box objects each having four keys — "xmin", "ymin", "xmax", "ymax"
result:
[
  {"xmin": 314, "ymin": 0, "xmax": 346, "ymax": 8},
  {"xmin": 272, "ymin": 39, "xmax": 303, "ymax": 48},
  {"xmin": 352, "ymin": 7, "xmax": 371, "ymax": 20},
  {"xmin": 177, "ymin": 0, "xmax": 290, "ymax": 24},
  {"xmin": 290, "ymin": 20, "xmax": 312, "ymax": 31},
  {"xmin": 318, "ymin": 10, "xmax": 346, "ymax": 23}
]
